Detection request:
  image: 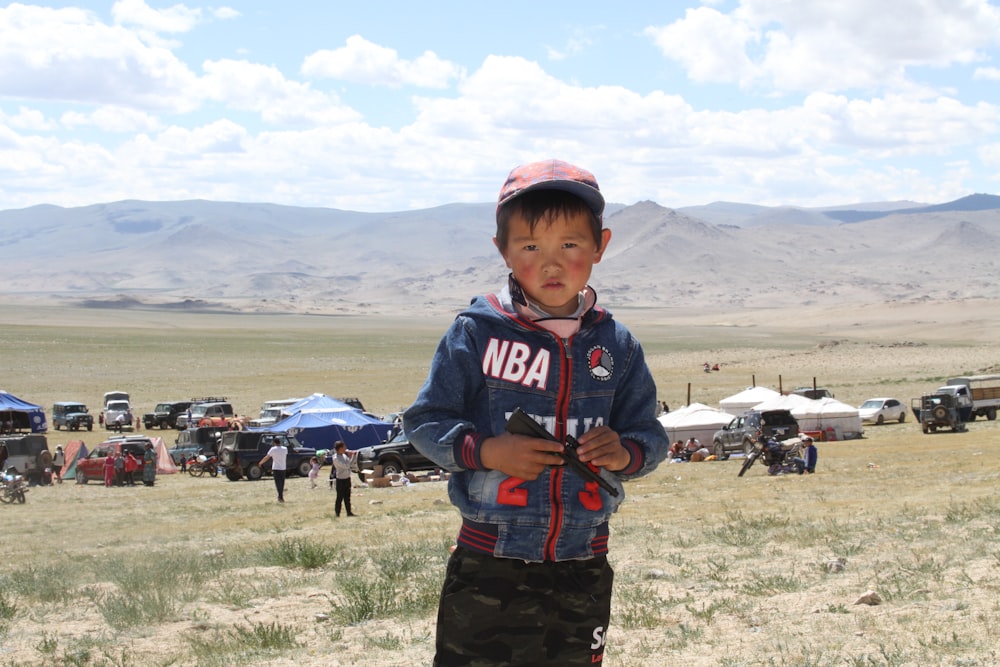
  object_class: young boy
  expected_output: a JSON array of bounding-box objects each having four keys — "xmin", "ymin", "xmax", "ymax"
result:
[{"xmin": 404, "ymin": 158, "xmax": 669, "ymax": 665}]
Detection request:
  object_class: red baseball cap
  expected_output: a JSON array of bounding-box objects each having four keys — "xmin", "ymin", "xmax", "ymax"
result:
[{"xmin": 497, "ymin": 159, "xmax": 605, "ymax": 220}]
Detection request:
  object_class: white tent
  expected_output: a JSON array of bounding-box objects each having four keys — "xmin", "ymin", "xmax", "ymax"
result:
[
  {"xmin": 658, "ymin": 403, "xmax": 736, "ymax": 448},
  {"xmin": 718, "ymin": 386, "xmax": 780, "ymax": 414},
  {"xmin": 792, "ymin": 397, "xmax": 863, "ymax": 440},
  {"xmin": 750, "ymin": 393, "xmax": 816, "ymax": 413}
]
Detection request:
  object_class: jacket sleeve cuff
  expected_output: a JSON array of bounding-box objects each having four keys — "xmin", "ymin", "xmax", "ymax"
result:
[
  {"xmin": 620, "ymin": 439, "xmax": 644, "ymax": 476},
  {"xmin": 452, "ymin": 430, "xmax": 487, "ymax": 470}
]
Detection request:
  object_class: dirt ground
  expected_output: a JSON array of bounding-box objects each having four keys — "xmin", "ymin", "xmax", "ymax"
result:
[{"xmin": 1, "ymin": 299, "xmax": 999, "ymax": 666}]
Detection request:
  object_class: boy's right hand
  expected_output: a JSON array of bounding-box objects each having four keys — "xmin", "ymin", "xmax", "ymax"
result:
[{"xmin": 480, "ymin": 433, "xmax": 565, "ymax": 480}]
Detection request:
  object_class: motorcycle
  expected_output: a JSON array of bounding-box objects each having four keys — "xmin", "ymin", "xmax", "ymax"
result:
[
  {"xmin": 1, "ymin": 467, "xmax": 28, "ymax": 504},
  {"xmin": 187, "ymin": 453, "xmax": 219, "ymax": 478},
  {"xmin": 738, "ymin": 435, "xmax": 805, "ymax": 477}
]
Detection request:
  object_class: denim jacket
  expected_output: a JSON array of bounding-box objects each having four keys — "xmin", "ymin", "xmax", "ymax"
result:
[{"xmin": 404, "ymin": 288, "xmax": 668, "ymax": 562}]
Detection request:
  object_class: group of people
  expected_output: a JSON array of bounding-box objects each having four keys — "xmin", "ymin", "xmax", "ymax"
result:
[
  {"xmin": 260, "ymin": 439, "xmax": 357, "ymax": 517},
  {"xmin": 668, "ymin": 437, "xmax": 713, "ymax": 462},
  {"xmin": 101, "ymin": 444, "xmax": 157, "ymax": 487}
]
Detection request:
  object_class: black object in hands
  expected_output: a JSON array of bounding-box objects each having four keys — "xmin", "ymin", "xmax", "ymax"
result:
[{"xmin": 505, "ymin": 408, "xmax": 619, "ymax": 497}]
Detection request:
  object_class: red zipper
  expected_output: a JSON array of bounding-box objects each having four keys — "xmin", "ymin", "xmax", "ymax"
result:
[{"xmin": 543, "ymin": 335, "xmax": 573, "ymax": 560}]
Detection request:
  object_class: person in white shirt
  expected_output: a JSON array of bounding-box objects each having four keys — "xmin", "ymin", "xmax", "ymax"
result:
[{"xmin": 259, "ymin": 437, "xmax": 289, "ymax": 503}]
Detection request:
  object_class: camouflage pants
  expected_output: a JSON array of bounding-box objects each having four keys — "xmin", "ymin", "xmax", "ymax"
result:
[{"xmin": 434, "ymin": 548, "xmax": 614, "ymax": 666}]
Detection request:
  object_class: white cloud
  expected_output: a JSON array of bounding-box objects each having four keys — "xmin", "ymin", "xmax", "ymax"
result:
[
  {"xmin": 0, "ymin": 3, "xmax": 200, "ymax": 112},
  {"xmin": 61, "ymin": 106, "xmax": 163, "ymax": 133},
  {"xmin": 4, "ymin": 107, "xmax": 56, "ymax": 132},
  {"xmin": 200, "ymin": 59, "xmax": 362, "ymax": 127},
  {"xmin": 646, "ymin": 0, "xmax": 1000, "ymax": 93},
  {"xmin": 301, "ymin": 35, "xmax": 464, "ymax": 89},
  {"xmin": 973, "ymin": 66, "xmax": 1000, "ymax": 80},
  {"xmin": 111, "ymin": 0, "xmax": 203, "ymax": 33}
]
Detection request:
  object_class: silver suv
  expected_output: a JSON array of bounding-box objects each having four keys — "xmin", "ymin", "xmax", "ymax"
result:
[{"xmin": 712, "ymin": 409, "xmax": 799, "ymax": 460}]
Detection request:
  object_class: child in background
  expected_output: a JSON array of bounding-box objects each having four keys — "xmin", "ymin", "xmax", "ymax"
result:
[
  {"xmin": 404, "ymin": 159, "xmax": 669, "ymax": 665},
  {"xmin": 308, "ymin": 455, "xmax": 320, "ymax": 489}
]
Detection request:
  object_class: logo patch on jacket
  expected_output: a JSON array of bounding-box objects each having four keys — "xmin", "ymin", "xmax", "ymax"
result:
[{"xmin": 588, "ymin": 346, "xmax": 614, "ymax": 381}]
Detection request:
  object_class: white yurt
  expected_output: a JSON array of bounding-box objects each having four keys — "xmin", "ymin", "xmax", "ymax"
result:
[
  {"xmin": 718, "ymin": 386, "xmax": 780, "ymax": 414},
  {"xmin": 750, "ymin": 392, "xmax": 816, "ymax": 413},
  {"xmin": 658, "ymin": 403, "xmax": 736, "ymax": 448},
  {"xmin": 793, "ymin": 397, "xmax": 863, "ymax": 440}
]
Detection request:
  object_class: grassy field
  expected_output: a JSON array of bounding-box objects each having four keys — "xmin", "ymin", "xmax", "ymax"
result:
[{"xmin": 1, "ymin": 304, "xmax": 999, "ymax": 666}]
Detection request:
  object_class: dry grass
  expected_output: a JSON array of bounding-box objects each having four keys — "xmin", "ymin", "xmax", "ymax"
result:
[{"xmin": 2, "ymin": 303, "xmax": 999, "ymax": 666}]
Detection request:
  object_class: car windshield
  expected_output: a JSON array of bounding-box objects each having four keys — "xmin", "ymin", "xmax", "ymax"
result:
[
  {"xmin": 107, "ymin": 401, "xmax": 129, "ymax": 411},
  {"xmin": 64, "ymin": 405, "xmax": 88, "ymax": 413},
  {"xmin": 860, "ymin": 400, "xmax": 882, "ymax": 409}
]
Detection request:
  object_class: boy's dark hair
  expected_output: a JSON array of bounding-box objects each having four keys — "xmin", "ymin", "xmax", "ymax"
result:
[{"xmin": 496, "ymin": 190, "xmax": 603, "ymax": 251}]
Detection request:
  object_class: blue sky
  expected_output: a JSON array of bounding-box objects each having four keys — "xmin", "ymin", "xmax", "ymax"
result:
[{"xmin": 2, "ymin": 0, "xmax": 1000, "ymax": 212}]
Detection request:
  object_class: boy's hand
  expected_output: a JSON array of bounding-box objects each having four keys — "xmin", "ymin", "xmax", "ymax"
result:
[
  {"xmin": 574, "ymin": 426, "xmax": 631, "ymax": 472},
  {"xmin": 480, "ymin": 433, "xmax": 565, "ymax": 480}
]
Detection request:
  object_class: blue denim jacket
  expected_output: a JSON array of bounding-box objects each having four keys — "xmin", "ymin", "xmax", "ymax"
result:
[{"xmin": 404, "ymin": 289, "xmax": 669, "ymax": 562}]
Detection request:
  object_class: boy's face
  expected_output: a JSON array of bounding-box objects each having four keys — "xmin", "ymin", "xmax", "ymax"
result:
[{"xmin": 496, "ymin": 209, "xmax": 611, "ymax": 317}]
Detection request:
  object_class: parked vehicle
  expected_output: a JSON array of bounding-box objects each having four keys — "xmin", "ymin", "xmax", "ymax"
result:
[
  {"xmin": 176, "ymin": 399, "xmax": 233, "ymax": 429},
  {"xmin": 711, "ymin": 409, "xmax": 799, "ymax": 460},
  {"xmin": 51, "ymin": 401, "xmax": 94, "ymax": 431},
  {"xmin": 916, "ymin": 393, "xmax": 967, "ymax": 434},
  {"xmin": 169, "ymin": 426, "xmax": 225, "ymax": 465},
  {"xmin": 101, "ymin": 391, "xmax": 133, "ymax": 431},
  {"xmin": 0, "ymin": 434, "xmax": 51, "ymax": 485},
  {"xmin": 187, "ymin": 453, "xmax": 219, "ymax": 477},
  {"xmin": 75, "ymin": 436, "xmax": 152, "ymax": 484},
  {"xmin": 857, "ymin": 397, "xmax": 907, "ymax": 425},
  {"xmin": 738, "ymin": 437, "xmax": 806, "ymax": 477},
  {"xmin": 217, "ymin": 431, "xmax": 315, "ymax": 481},
  {"xmin": 357, "ymin": 430, "xmax": 436, "ymax": 476},
  {"xmin": 791, "ymin": 387, "xmax": 834, "ymax": 399},
  {"xmin": 248, "ymin": 398, "xmax": 302, "ymax": 428},
  {"xmin": 1, "ymin": 467, "xmax": 28, "ymax": 504},
  {"xmin": 937, "ymin": 375, "xmax": 1000, "ymax": 421},
  {"xmin": 143, "ymin": 400, "xmax": 194, "ymax": 430}
]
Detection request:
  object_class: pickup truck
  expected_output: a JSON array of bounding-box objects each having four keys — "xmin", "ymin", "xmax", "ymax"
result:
[{"xmin": 937, "ymin": 375, "xmax": 1000, "ymax": 421}]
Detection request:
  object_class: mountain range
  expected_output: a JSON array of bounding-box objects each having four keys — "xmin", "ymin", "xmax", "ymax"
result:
[{"xmin": 1, "ymin": 194, "xmax": 999, "ymax": 316}]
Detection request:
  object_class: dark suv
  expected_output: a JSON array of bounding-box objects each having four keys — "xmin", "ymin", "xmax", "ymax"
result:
[
  {"xmin": 218, "ymin": 431, "xmax": 316, "ymax": 481},
  {"xmin": 712, "ymin": 409, "xmax": 799, "ymax": 460},
  {"xmin": 143, "ymin": 401, "xmax": 193, "ymax": 430},
  {"xmin": 357, "ymin": 430, "xmax": 436, "ymax": 476}
]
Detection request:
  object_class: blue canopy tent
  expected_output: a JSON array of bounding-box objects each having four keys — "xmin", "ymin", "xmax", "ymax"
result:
[
  {"xmin": 267, "ymin": 408, "xmax": 393, "ymax": 451},
  {"xmin": 0, "ymin": 391, "xmax": 48, "ymax": 433},
  {"xmin": 279, "ymin": 393, "xmax": 370, "ymax": 418}
]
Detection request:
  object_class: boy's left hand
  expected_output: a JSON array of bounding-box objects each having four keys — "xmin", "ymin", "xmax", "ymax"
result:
[{"xmin": 574, "ymin": 426, "xmax": 630, "ymax": 472}]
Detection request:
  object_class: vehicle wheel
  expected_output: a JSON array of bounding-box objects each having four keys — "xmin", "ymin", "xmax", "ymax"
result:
[
  {"xmin": 898, "ymin": 412, "xmax": 906, "ymax": 423},
  {"xmin": 742, "ymin": 438, "xmax": 756, "ymax": 456},
  {"xmin": 189, "ymin": 464, "xmax": 204, "ymax": 477},
  {"xmin": 933, "ymin": 406, "xmax": 948, "ymax": 421},
  {"xmin": 87, "ymin": 424, "xmax": 93, "ymax": 431},
  {"xmin": 987, "ymin": 408, "xmax": 997, "ymax": 421},
  {"xmin": 225, "ymin": 468, "xmax": 242, "ymax": 481},
  {"xmin": 297, "ymin": 460, "xmax": 312, "ymax": 477},
  {"xmin": 209, "ymin": 465, "xmax": 219, "ymax": 477},
  {"xmin": 714, "ymin": 440, "xmax": 728, "ymax": 460},
  {"xmin": 16, "ymin": 490, "xmax": 25, "ymax": 504},
  {"xmin": 54, "ymin": 423, "xmax": 61, "ymax": 430},
  {"xmin": 380, "ymin": 458, "xmax": 403, "ymax": 476},
  {"xmin": 876, "ymin": 415, "xmax": 884, "ymax": 425},
  {"xmin": 246, "ymin": 464, "xmax": 263, "ymax": 481},
  {"xmin": 738, "ymin": 450, "xmax": 759, "ymax": 477},
  {"xmin": 160, "ymin": 422, "xmax": 169, "ymax": 429},
  {"xmin": 0, "ymin": 491, "xmax": 12, "ymax": 504}
]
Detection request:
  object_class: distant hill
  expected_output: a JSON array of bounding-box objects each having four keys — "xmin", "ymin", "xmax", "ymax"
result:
[
  {"xmin": 1, "ymin": 195, "xmax": 998, "ymax": 315},
  {"xmin": 823, "ymin": 193, "xmax": 1000, "ymax": 223}
]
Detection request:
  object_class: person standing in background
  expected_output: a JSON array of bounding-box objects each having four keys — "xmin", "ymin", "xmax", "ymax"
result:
[
  {"xmin": 330, "ymin": 441, "xmax": 357, "ymax": 517},
  {"xmin": 259, "ymin": 436, "xmax": 288, "ymax": 503}
]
